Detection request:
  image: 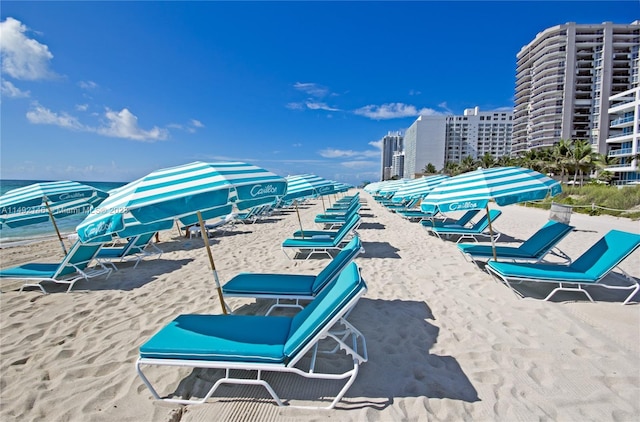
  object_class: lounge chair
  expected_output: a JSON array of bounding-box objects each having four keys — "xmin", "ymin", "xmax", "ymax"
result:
[
  {"xmin": 282, "ymin": 221, "xmax": 358, "ymax": 260},
  {"xmin": 420, "ymin": 209, "xmax": 481, "ymax": 229},
  {"xmin": 292, "ymin": 214, "xmax": 361, "ymax": 239},
  {"xmin": 424, "ymin": 209, "xmax": 502, "ymax": 243},
  {"xmin": 314, "ymin": 205, "xmax": 361, "ymax": 229},
  {"xmin": 486, "ymin": 229, "xmax": 640, "ymax": 304},
  {"xmin": 0, "ymin": 241, "xmax": 112, "ymax": 293},
  {"xmin": 457, "ymin": 220, "xmax": 574, "ymax": 265},
  {"xmin": 136, "ymin": 262, "xmax": 368, "ymax": 409},
  {"xmin": 223, "ymin": 236, "xmax": 364, "ymax": 314},
  {"xmin": 96, "ymin": 235, "xmax": 142, "ymax": 269}
]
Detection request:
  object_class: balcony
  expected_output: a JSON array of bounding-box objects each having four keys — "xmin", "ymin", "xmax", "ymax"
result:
[
  {"xmin": 610, "ymin": 115, "xmax": 635, "ymax": 127},
  {"xmin": 607, "ymin": 147, "xmax": 638, "ymax": 157}
]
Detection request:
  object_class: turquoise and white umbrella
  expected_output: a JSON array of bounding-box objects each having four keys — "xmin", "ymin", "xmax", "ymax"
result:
[
  {"xmin": 76, "ymin": 161, "xmax": 287, "ymax": 312},
  {"xmin": 377, "ymin": 179, "xmax": 409, "ymax": 197},
  {"xmin": 283, "ymin": 174, "xmax": 336, "ymax": 237},
  {"xmin": 283, "ymin": 174, "xmax": 336, "ymax": 202},
  {"xmin": 420, "ymin": 167, "xmax": 562, "ymax": 260},
  {"xmin": 0, "ymin": 181, "xmax": 109, "ymax": 254},
  {"xmin": 391, "ymin": 175, "xmax": 449, "ymax": 203}
]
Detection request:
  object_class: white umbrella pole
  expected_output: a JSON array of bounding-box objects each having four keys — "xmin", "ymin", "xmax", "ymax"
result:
[
  {"xmin": 294, "ymin": 201, "xmax": 305, "ymax": 238},
  {"xmin": 486, "ymin": 204, "xmax": 497, "ymax": 261},
  {"xmin": 44, "ymin": 199, "xmax": 67, "ymax": 255},
  {"xmin": 197, "ymin": 211, "xmax": 228, "ymax": 314}
]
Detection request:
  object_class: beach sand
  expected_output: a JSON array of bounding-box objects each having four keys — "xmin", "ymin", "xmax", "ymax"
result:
[{"xmin": 1, "ymin": 190, "xmax": 639, "ymax": 421}]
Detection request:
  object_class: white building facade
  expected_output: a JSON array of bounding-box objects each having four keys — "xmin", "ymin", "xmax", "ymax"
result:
[
  {"xmin": 403, "ymin": 115, "xmax": 448, "ymax": 178},
  {"xmin": 401, "ymin": 108, "xmax": 512, "ymax": 179},
  {"xmin": 513, "ymin": 21, "xmax": 640, "ymax": 156},
  {"xmin": 606, "ymin": 87, "xmax": 639, "ymax": 184}
]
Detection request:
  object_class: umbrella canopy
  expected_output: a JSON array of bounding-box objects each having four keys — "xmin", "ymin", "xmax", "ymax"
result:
[
  {"xmin": 391, "ymin": 175, "xmax": 449, "ymax": 203},
  {"xmin": 77, "ymin": 161, "xmax": 287, "ymax": 241},
  {"xmin": 76, "ymin": 161, "xmax": 288, "ymax": 313},
  {"xmin": 283, "ymin": 174, "xmax": 336, "ymax": 202},
  {"xmin": 420, "ymin": 167, "xmax": 562, "ymax": 260},
  {"xmin": 0, "ymin": 181, "xmax": 109, "ymax": 254},
  {"xmin": 377, "ymin": 179, "xmax": 409, "ymax": 196},
  {"xmin": 283, "ymin": 174, "xmax": 336, "ymax": 237}
]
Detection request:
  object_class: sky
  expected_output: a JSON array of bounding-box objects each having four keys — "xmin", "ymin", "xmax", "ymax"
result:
[{"xmin": 0, "ymin": 1, "xmax": 637, "ymax": 186}]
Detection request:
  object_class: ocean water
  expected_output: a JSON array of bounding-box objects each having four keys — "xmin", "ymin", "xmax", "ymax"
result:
[{"xmin": 0, "ymin": 179, "xmax": 127, "ymax": 241}]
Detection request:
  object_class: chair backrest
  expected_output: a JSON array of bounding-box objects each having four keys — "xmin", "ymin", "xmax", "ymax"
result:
[
  {"xmin": 132, "ymin": 232, "xmax": 156, "ymax": 250},
  {"xmin": 570, "ymin": 230, "xmax": 640, "ymax": 279},
  {"xmin": 471, "ymin": 209, "xmax": 502, "ymax": 232},
  {"xmin": 284, "ymin": 262, "xmax": 366, "ymax": 361},
  {"xmin": 456, "ymin": 209, "xmax": 481, "ymax": 227},
  {"xmin": 518, "ymin": 220, "xmax": 574, "ymax": 257},
  {"xmin": 55, "ymin": 241, "xmax": 103, "ymax": 278},
  {"xmin": 311, "ymin": 236, "xmax": 364, "ymax": 294}
]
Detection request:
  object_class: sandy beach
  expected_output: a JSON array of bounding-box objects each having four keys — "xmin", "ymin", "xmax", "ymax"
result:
[{"xmin": 1, "ymin": 190, "xmax": 639, "ymax": 422}]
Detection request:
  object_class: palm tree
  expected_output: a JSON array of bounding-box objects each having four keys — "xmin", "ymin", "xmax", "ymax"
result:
[
  {"xmin": 422, "ymin": 163, "xmax": 437, "ymax": 174},
  {"xmin": 479, "ymin": 152, "xmax": 496, "ymax": 169},
  {"xmin": 442, "ymin": 161, "xmax": 460, "ymax": 176},
  {"xmin": 458, "ymin": 155, "xmax": 477, "ymax": 174}
]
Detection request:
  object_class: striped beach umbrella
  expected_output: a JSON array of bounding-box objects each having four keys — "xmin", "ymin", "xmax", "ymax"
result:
[
  {"xmin": 391, "ymin": 175, "xmax": 449, "ymax": 203},
  {"xmin": 283, "ymin": 174, "xmax": 336, "ymax": 237},
  {"xmin": 0, "ymin": 181, "xmax": 109, "ymax": 254},
  {"xmin": 283, "ymin": 174, "xmax": 336, "ymax": 202},
  {"xmin": 76, "ymin": 161, "xmax": 288, "ymax": 312},
  {"xmin": 420, "ymin": 166, "xmax": 562, "ymax": 260},
  {"xmin": 377, "ymin": 179, "xmax": 409, "ymax": 197}
]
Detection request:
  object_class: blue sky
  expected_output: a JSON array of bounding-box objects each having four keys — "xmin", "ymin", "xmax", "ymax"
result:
[{"xmin": 1, "ymin": 1, "xmax": 636, "ymax": 185}]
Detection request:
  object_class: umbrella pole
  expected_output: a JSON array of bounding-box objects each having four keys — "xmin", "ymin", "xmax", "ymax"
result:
[
  {"xmin": 295, "ymin": 201, "xmax": 305, "ymax": 238},
  {"xmin": 44, "ymin": 199, "xmax": 67, "ymax": 255},
  {"xmin": 197, "ymin": 211, "xmax": 228, "ymax": 314},
  {"xmin": 486, "ymin": 204, "xmax": 497, "ymax": 261},
  {"xmin": 320, "ymin": 195, "xmax": 326, "ymax": 213}
]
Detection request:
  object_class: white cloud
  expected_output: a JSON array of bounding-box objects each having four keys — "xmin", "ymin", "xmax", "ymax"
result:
[
  {"xmin": 353, "ymin": 103, "xmax": 440, "ymax": 120},
  {"xmin": 78, "ymin": 80, "xmax": 98, "ymax": 90},
  {"xmin": 409, "ymin": 89, "xmax": 422, "ymax": 96},
  {"xmin": 305, "ymin": 101, "xmax": 340, "ymax": 112},
  {"xmin": 26, "ymin": 103, "xmax": 169, "ymax": 142},
  {"xmin": 438, "ymin": 102, "xmax": 453, "ymax": 114},
  {"xmin": 286, "ymin": 102, "xmax": 305, "ymax": 110},
  {"xmin": 76, "ymin": 103, "xmax": 89, "ymax": 111},
  {"xmin": 0, "ymin": 17, "xmax": 56, "ymax": 80},
  {"xmin": 368, "ymin": 139, "xmax": 383, "ymax": 150},
  {"xmin": 319, "ymin": 148, "xmax": 380, "ymax": 159},
  {"xmin": 341, "ymin": 160, "xmax": 378, "ymax": 169},
  {"xmin": 26, "ymin": 103, "xmax": 84, "ymax": 129},
  {"xmin": 190, "ymin": 119, "xmax": 204, "ymax": 128},
  {"xmin": 97, "ymin": 108, "xmax": 169, "ymax": 141},
  {"xmin": 1, "ymin": 79, "xmax": 30, "ymax": 98},
  {"xmin": 293, "ymin": 82, "xmax": 329, "ymax": 98}
]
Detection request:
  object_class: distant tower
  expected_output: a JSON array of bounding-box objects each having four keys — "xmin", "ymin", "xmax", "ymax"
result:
[{"xmin": 380, "ymin": 131, "xmax": 404, "ymax": 180}]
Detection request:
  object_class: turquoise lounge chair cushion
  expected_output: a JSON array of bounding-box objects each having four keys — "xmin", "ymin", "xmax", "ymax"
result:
[
  {"xmin": 224, "ymin": 236, "xmax": 362, "ymax": 296},
  {"xmin": 222, "ymin": 274, "xmax": 317, "ymax": 295},
  {"xmin": 284, "ymin": 263, "xmax": 364, "ymax": 360},
  {"xmin": 458, "ymin": 220, "xmax": 573, "ymax": 259},
  {"xmin": 139, "ymin": 314, "xmax": 292, "ymax": 363},
  {"xmin": 0, "ymin": 263, "xmax": 60, "ymax": 278}
]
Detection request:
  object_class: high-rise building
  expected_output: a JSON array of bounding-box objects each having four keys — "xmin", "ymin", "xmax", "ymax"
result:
[
  {"xmin": 605, "ymin": 87, "xmax": 639, "ymax": 185},
  {"xmin": 513, "ymin": 21, "xmax": 640, "ymax": 156},
  {"xmin": 445, "ymin": 107, "xmax": 512, "ymax": 162},
  {"xmin": 380, "ymin": 131, "xmax": 404, "ymax": 180},
  {"xmin": 402, "ymin": 108, "xmax": 512, "ymax": 179}
]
